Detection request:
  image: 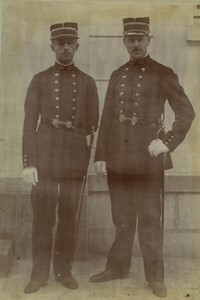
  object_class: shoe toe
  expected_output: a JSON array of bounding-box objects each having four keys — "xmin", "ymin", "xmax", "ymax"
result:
[
  {"xmin": 149, "ymin": 282, "xmax": 167, "ymax": 298},
  {"xmin": 89, "ymin": 270, "xmax": 120, "ymax": 283},
  {"xmin": 89, "ymin": 274, "xmax": 100, "ymax": 283},
  {"xmin": 57, "ymin": 277, "xmax": 78, "ymax": 289},
  {"xmin": 24, "ymin": 281, "xmax": 46, "ymax": 294}
]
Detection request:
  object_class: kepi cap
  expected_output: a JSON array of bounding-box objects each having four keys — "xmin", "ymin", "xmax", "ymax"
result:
[
  {"xmin": 123, "ymin": 17, "xmax": 150, "ymax": 36},
  {"xmin": 50, "ymin": 22, "xmax": 79, "ymax": 40}
]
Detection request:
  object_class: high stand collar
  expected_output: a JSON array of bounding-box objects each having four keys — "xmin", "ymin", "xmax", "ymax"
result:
[
  {"xmin": 54, "ymin": 61, "xmax": 75, "ymax": 71},
  {"xmin": 129, "ymin": 54, "xmax": 150, "ymax": 66}
]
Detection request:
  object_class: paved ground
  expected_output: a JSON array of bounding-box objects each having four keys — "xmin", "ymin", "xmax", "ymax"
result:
[{"xmin": 0, "ymin": 255, "xmax": 200, "ymax": 300}]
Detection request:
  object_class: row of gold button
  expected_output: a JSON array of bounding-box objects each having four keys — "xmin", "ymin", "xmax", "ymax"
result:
[
  {"xmin": 118, "ymin": 66, "xmax": 146, "ymax": 119},
  {"xmin": 53, "ymin": 72, "xmax": 78, "ymax": 128}
]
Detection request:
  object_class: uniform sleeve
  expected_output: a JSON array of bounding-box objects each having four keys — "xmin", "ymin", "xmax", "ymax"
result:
[
  {"xmin": 85, "ymin": 77, "xmax": 99, "ymax": 135},
  {"xmin": 163, "ymin": 69, "xmax": 195, "ymax": 152},
  {"xmin": 22, "ymin": 75, "xmax": 41, "ymax": 168},
  {"xmin": 95, "ymin": 71, "xmax": 116, "ymax": 161}
]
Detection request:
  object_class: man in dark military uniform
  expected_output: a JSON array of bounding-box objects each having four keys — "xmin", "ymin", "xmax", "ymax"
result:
[
  {"xmin": 89, "ymin": 17, "xmax": 195, "ymax": 298},
  {"xmin": 22, "ymin": 22, "xmax": 99, "ymax": 293}
]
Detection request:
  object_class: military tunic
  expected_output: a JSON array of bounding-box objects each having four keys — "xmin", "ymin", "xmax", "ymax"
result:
[
  {"xmin": 95, "ymin": 55, "xmax": 195, "ymax": 173},
  {"xmin": 23, "ymin": 62, "xmax": 99, "ymax": 178},
  {"xmin": 94, "ymin": 54, "xmax": 195, "ymax": 282}
]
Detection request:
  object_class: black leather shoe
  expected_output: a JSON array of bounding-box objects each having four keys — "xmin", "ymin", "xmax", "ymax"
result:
[
  {"xmin": 24, "ymin": 281, "xmax": 46, "ymax": 294},
  {"xmin": 149, "ymin": 282, "xmax": 167, "ymax": 298},
  {"xmin": 56, "ymin": 276, "xmax": 78, "ymax": 289},
  {"xmin": 89, "ymin": 270, "xmax": 129, "ymax": 283}
]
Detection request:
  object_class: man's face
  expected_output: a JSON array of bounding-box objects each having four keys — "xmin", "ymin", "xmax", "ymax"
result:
[
  {"xmin": 123, "ymin": 34, "xmax": 150, "ymax": 60},
  {"xmin": 51, "ymin": 38, "xmax": 79, "ymax": 64}
]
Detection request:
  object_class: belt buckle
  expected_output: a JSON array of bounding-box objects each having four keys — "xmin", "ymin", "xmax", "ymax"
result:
[
  {"xmin": 65, "ymin": 120, "xmax": 72, "ymax": 129},
  {"xmin": 119, "ymin": 114, "xmax": 126, "ymax": 123},
  {"xmin": 51, "ymin": 118, "xmax": 59, "ymax": 128},
  {"xmin": 131, "ymin": 116, "xmax": 138, "ymax": 126}
]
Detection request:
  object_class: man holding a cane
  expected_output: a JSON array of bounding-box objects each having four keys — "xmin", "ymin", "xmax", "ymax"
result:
[{"xmin": 22, "ymin": 22, "xmax": 99, "ymax": 294}]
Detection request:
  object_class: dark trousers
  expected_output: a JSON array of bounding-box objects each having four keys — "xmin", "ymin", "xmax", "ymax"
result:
[
  {"xmin": 106, "ymin": 171, "xmax": 164, "ymax": 283},
  {"xmin": 30, "ymin": 176, "xmax": 83, "ymax": 283}
]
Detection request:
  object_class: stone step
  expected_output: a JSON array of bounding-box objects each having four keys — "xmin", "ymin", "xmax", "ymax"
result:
[{"xmin": 0, "ymin": 239, "xmax": 13, "ymax": 277}]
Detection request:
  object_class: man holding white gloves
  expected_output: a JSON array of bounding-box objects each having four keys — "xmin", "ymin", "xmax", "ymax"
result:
[{"xmin": 89, "ymin": 17, "xmax": 195, "ymax": 298}]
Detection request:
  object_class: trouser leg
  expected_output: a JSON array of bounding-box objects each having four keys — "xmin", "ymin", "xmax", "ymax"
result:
[
  {"xmin": 106, "ymin": 172, "xmax": 136, "ymax": 275},
  {"xmin": 53, "ymin": 177, "xmax": 83, "ymax": 278},
  {"xmin": 31, "ymin": 177, "xmax": 58, "ymax": 282},
  {"xmin": 137, "ymin": 173, "xmax": 164, "ymax": 283}
]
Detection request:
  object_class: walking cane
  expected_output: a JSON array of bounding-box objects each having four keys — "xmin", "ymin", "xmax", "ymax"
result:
[
  {"xmin": 156, "ymin": 122, "xmax": 166, "ymax": 241},
  {"xmin": 70, "ymin": 128, "xmax": 95, "ymax": 268},
  {"xmin": 161, "ymin": 152, "xmax": 167, "ymax": 242}
]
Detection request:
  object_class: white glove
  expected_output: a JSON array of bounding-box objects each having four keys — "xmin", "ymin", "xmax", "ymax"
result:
[
  {"xmin": 148, "ymin": 139, "xmax": 169, "ymax": 157},
  {"xmin": 23, "ymin": 166, "xmax": 39, "ymax": 186},
  {"xmin": 94, "ymin": 161, "xmax": 107, "ymax": 176}
]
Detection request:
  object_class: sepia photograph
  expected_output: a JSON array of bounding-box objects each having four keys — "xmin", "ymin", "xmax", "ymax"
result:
[{"xmin": 0, "ymin": 0, "xmax": 199, "ymax": 299}]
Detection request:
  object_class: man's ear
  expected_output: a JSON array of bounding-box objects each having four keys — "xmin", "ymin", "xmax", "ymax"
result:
[
  {"xmin": 123, "ymin": 37, "xmax": 126, "ymax": 46},
  {"xmin": 50, "ymin": 44, "xmax": 54, "ymax": 52},
  {"xmin": 75, "ymin": 43, "xmax": 79, "ymax": 51},
  {"xmin": 147, "ymin": 35, "xmax": 152, "ymax": 44}
]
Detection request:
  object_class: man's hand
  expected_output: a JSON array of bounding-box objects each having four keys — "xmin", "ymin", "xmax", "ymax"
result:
[
  {"xmin": 95, "ymin": 161, "xmax": 107, "ymax": 176},
  {"xmin": 148, "ymin": 139, "xmax": 169, "ymax": 157},
  {"xmin": 23, "ymin": 166, "xmax": 39, "ymax": 186}
]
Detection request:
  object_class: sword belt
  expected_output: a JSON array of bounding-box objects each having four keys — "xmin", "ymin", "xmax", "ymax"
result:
[{"xmin": 41, "ymin": 117, "xmax": 83, "ymax": 130}]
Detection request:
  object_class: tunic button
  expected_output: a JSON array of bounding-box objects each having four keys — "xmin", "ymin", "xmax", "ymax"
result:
[
  {"xmin": 171, "ymin": 135, "xmax": 174, "ymax": 138},
  {"xmin": 168, "ymin": 138, "xmax": 171, "ymax": 142},
  {"xmin": 55, "ymin": 80, "xmax": 59, "ymax": 84},
  {"xmin": 55, "ymin": 88, "xmax": 59, "ymax": 92},
  {"xmin": 72, "ymin": 116, "xmax": 75, "ymax": 119},
  {"xmin": 72, "ymin": 74, "xmax": 76, "ymax": 77},
  {"xmin": 139, "ymin": 75, "xmax": 143, "ymax": 79},
  {"xmin": 141, "ymin": 68, "xmax": 146, "ymax": 72},
  {"xmin": 72, "ymin": 107, "xmax": 76, "ymax": 110},
  {"xmin": 73, "ymin": 82, "xmax": 77, "ymax": 85},
  {"xmin": 120, "ymin": 110, "xmax": 124, "ymax": 113},
  {"xmin": 56, "ymin": 105, "xmax": 59, "ymax": 109},
  {"xmin": 166, "ymin": 141, "xmax": 168, "ymax": 145},
  {"xmin": 55, "ymin": 97, "xmax": 60, "ymax": 101},
  {"xmin": 137, "ymin": 84, "xmax": 141, "ymax": 87},
  {"xmin": 125, "ymin": 67, "xmax": 129, "ymax": 71},
  {"xmin": 119, "ymin": 92, "xmax": 124, "ymax": 95},
  {"xmin": 72, "ymin": 98, "xmax": 76, "ymax": 102},
  {"xmin": 121, "ymin": 101, "xmax": 124, "ymax": 104},
  {"xmin": 134, "ymin": 102, "xmax": 138, "ymax": 106},
  {"xmin": 133, "ymin": 112, "xmax": 137, "ymax": 116},
  {"xmin": 135, "ymin": 93, "xmax": 139, "ymax": 96},
  {"xmin": 55, "ymin": 115, "xmax": 59, "ymax": 118},
  {"xmin": 55, "ymin": 73, "xmax": 59, "ymax": 76},
  {"xmin": 121, "ymin": 83, "xmax": 125, "ymax": 87},
  {"xmin": 122, "ymin": 75, "xmax": 126, "ymax": 79},
  {"xmin": 73, "ymin": 89, "xmax": 77, "ymax": 93}
]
